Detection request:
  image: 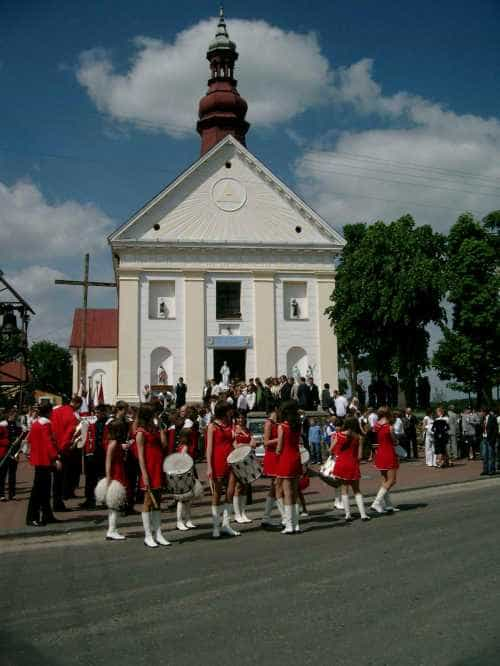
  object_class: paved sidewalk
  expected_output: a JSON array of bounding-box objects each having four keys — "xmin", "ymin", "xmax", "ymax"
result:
[{"xmin": 0, "ymin": 453, "xmax": 487, "ymax": 539}]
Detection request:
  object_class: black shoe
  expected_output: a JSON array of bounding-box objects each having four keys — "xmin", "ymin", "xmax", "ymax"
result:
[
  {"xmin": 27, "ymin": 520, "xmax": 45, "ymax": 527},
  {"xmin": 53, "ymin": 503, "xmax": 71, "ymax": 512},
  {"xmin": 480, "ymin": 472, "xmax": 488, "ymax": 476}
]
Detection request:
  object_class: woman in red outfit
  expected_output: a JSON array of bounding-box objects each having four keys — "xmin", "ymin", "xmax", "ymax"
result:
[
  {"xmin": 371, "ymin": 406, "xmax": 400, "ymax": 514},
  {"xmin": 136, "ymin": 404, "xmax": 170, "ymax": 548},
  {"xmin": 25, "ymin": 403, "xmax": 61, "ymax": 527},
  {"xmin": 275, "ymin": 401, "xmax": 302, "ymax": 534},
  {"xmin": 206, "ymin": 402, "xmax": 239, "ymax": 538},
  {"xmin": 174, "ymin": 409, "xmax": 199, "ymax": 532},
  {"xmin": 104, "ymin": 418, "xmax": 129, "ymax": 541},
  {"xmin": 261, "ymin": 408, "xmax": 284, "ymax": 527},
  {"xmin": 232, "ymin": 411, "xmax": 256, "ymax": 524},
  {"xmin": 332, "ymin": 417, "xmax": 370, "ymax": 523}
]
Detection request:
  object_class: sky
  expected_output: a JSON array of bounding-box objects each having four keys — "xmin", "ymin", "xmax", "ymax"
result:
[{"xmin": 1, "ymin": 0, "xmax": 499, "ymax": 394}]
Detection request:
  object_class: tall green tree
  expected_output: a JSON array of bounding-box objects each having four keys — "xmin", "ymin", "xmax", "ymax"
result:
[
  {"xmin": 433, "ymin": 212, "xmax": 500, "ymax": 405},
  {"xmin": 27, "ymin": 340, "xmax": 72, "ymax": 397},
  {"xmin": 327, "ymin": 215, "xmax": 446, "ymax": 403}
]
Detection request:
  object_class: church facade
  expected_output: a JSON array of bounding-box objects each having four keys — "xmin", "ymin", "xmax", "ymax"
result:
[{"xmin": 72, "ymin": 11, "xmax": 344, "ymax": 404}]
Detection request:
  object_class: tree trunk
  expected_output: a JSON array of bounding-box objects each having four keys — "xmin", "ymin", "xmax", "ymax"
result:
[{"xmin": 348, "ymin": 352, "xmax": 358, "ymax": 399}]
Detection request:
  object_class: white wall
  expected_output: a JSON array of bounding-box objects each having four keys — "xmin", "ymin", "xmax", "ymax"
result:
[
  {"xmin": 140, "ymin": 273, "xmax": 185, "ymax": 391},
  {"xmin": 86, "ymin": 349, "xmax": 118, "ymax": 405},
  {"xmin": 276, "ymin": 275, "xmax": 320, "ymax": 381}
]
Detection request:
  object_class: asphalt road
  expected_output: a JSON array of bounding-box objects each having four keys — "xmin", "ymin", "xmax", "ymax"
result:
[{"xmin": 2, "ymin": 479, "xmax": 500, "ymax": 666}]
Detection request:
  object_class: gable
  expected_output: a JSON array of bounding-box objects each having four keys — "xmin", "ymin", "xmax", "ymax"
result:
[{"xmin": 110, "ymin": 136, "xmax": 344, "ymax": 249}]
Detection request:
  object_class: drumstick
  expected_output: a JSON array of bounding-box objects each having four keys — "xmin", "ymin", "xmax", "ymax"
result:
[{"xmin": 148, "ymin": 489, "xmax": 159, "ymax": 510}]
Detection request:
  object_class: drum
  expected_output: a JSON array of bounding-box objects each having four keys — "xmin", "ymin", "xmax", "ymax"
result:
[
  {"xmin": 74, "ymin": 419, "xmax": 89, "ymax": 449},
  {"xmin": 299, "ymin": 445, "xmax": 310, "ymax": 466},
  {"xmin": 163, "ymin": 452, "xmax": 195, "ymax": 498},
  {"xmin": 227, "ymin": 446, "xmax": 262, "ymax": 485}
]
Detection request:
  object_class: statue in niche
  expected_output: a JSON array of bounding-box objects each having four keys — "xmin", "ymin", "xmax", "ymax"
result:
[
  {"xmin": 157, "ymin": 365, "xmax": 168, "ymax": 385},
  {"xmin": 292, "ymin": 365, "xmax": 301, "ymax": 383},
  {"xmin": 158, "ymin": 299, "xmax": 168, "ymax": 319},
  {"xmin": 220, "ymin": 361, "xmax": 230, "ymax": 388},
  {"xmin": 291, "ymin": 298, "xmax": 300, "ymax": 318},
  {"xmin": 306, "ymin": 364, "xmax": 316, "ymax": 379}
]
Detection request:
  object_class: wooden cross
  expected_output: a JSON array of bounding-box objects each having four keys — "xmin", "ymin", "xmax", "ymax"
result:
[{"xmin": 55, "ymin": 254, "xmax": 116, "ymax": 385}]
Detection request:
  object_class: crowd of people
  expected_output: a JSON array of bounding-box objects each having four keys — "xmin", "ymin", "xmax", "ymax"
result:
[{"xmin": 1, "ymin": 382, "xmax": 499, "ymax": 547}]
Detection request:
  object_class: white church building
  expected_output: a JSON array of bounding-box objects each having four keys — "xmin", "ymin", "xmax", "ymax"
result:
[{"xmin": 70, "ymin": 10, "xmax": 344, "ymax": 404}]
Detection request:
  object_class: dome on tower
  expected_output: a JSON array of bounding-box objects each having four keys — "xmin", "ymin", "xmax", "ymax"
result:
[{"xmin": 208, "ymin": 7, "xmax": 237, "ymax": 55}]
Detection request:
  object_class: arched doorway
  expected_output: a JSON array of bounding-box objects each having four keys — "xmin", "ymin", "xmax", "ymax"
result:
[
  {"xmin": 286, "ymin": 346, "xmax": 308, "ymax": 380},
  {"xmin": 151, "ymin": 347, "xmax": 173, "ymax": 386}
]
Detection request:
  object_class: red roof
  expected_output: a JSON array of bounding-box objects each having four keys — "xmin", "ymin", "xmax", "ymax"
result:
[
  {"xmin": 0, "ymin": 361, "xmax": 28, "ymax": 383},
  {"xmin": 69, "ymin": 309, "xmax": 118, "ymax": 348}
]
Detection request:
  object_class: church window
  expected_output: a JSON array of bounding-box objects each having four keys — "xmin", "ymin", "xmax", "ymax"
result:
[
  {"xmin": 148, "ymin": 280, "xmax": 176, "ymax": 319},
  {"xmin": 225, "ymin": 161, "xmax": 232, "ymax": 169},
  {"xmin": 216, "ymin": 281, "xmax": 241, "ymax": 320},
  {"xmin": 153, "ymin": 223, "xmax": 160, "ymax": 231},
  {"xmin": 295, "ymin": 226, "xmax": 302, "ymax": 234},
  {"xmin": 283, "ymin": 281, "xmax": 308, "ymax": 320}
]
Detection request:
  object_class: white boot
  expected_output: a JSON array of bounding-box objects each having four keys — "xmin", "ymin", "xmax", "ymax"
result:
[
  {"xmin": 221, "ymin": 503, "xmax": 241, "ymax": 536},
  {"xmin": 281, "ymin": 505, "xmax": 294, "ymax": 534},
  {"xmin": 106, "ymin": 510, "xmax": 126, "ymax": 540},
  {"xmin": 261, "ymin": 496, "xmax": 276, "ymax": 526},
  {"xmin": 370, "ymin": 487, "xmax": 388, "ymax": 514},
  {"xmin": 176, "ymin": 501, "xmax": 189, "ymax": 531},
  {"xmin": 355, "ymin": 493, "xmax": 370, "ymax": 521},
  {"xmin": 184, "ymin": 501, "xmax": 197, "ymax": 529},
  {"xmin": 239, "ymin": 496, "xmax": 252, "ymax": 523},
  {"xmin": 293, "ymin": 504, "xmax": 301, "ymax": 533},
  {"xmin": 334, "ymin": 491, "xmax": 343, "ymax": 511},
  {"xmin": 142, "ymin": 511, "xmax": 158, "ymax": 548},
  {"xmin": 233, "ymin": 495, "xmax": 245, "ymax": 524},
  {"xmin": 211, "ymin": 504, "xmax": 221, "ymax": 539},
  {"xmin": 342, "ymin": 494, "xmax": 352, "ymax": 522},
  {"xmin": 384, "ymin": 492, "xmax": 400, "ymax": 513},
  {"xmin": 276, "ymin": 498, "xmax": 286, "ymax": 525},
  {"xmin": 152, "ymin": 510, "xmax": 171, "ymax": 546}
]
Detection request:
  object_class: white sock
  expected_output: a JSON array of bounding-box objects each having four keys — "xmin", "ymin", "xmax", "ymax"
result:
[
  {"xmin": 142, "ymin": 511, "xmax": 158, "ymax": 548},
  {"xmin": 281, "ymin": 505, "xmax": 293, "ymax": 533},
  {"xmin": 374, "ymin": 487, "xmax": 387, "ymax": 505},
  {"xmin": 341, "ymin": 494, "xmax": 351, "ymax": 519},
  {"xmin": 211, "ymin": 504, "xmax": 220, "ymax": 537},
  {"xmin": 354, "ymin": 493, "xmax": 368, "ymax": 519},
  {"xmin": 233, "ymin": 495, "xmax": 242, "ymax": 520}
]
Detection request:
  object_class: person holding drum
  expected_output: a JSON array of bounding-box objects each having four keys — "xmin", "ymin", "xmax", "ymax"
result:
[
  {"xmin": 206, "ymin": 402, "xmax": 240, "ymax": 538},
  {"xmin": 275, "ymin": 401, "xmax": 302, "ymax": 534},
  {"xmin": 261, "ymin": 408, "xmax": 285, "ymax": 527},
  {"xmin": 371, "ymin": 406, "xmax": 400, "ymax": 514},
  {"xmin": 232, "ymin": 411, "xmax": 256, "ymax": 524},
  {"xmin": 331, "ymin": 417, "xmax": 370, "ymax": 523},
  {"xmin": 136, "ymin": 404, "xmax": 171, "ymax": 548}
]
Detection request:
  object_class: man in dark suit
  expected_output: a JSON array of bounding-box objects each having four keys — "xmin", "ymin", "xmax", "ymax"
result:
[
  {"xmin": 306, "ymin": 377, "xmax": 320, "ymax": 411},
  {"xmin": 480, "ymin": 407, "xmax": 498, "ymax": 476},
  {"xmin": 403, "ymin": 407, "xmax": 418, "ymax": 459},
  {"xmin": 175, "ymin": 378, "xmax": 187, "ymax": 409},
  {"xmin": 296, "ymin": 377, "xmax": 308, "ymax": 410},
  {"xmin": 279, "ymin": 377, "xmax": 294, "ymax": 403}
]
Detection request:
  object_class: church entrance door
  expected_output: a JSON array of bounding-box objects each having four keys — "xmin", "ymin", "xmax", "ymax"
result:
[{"xmin": 213, "ymin": 349, "xmax": 246, "ymax": 384}]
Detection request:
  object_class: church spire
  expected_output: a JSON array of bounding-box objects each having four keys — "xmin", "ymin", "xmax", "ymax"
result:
[{"xmin": 197, "ymin": 8, "xmax": 250, "ymax": 155}]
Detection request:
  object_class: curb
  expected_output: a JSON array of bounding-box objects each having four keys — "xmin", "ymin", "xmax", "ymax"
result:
[{"xmin": 0, "ymin": 475, "xmax": 498, "ymax": 541}]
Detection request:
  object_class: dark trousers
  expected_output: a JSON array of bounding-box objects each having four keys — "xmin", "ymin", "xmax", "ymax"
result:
[
  {"xmin": 125, "ymin": 454, "xmax": 140, "ymax": 509},
  {"xmin": 84, "ymin": 453, "xmax": 104, "ymax": 503},
  {"xmin": 26, "ymin": 466, "xmax": 54, "ymax": 523},
  {"xmin": 0, "ymin": 456, "xmax": 18, "ymax": 499},
  {"xmin": 52, "ymin": 463, "xmax": 65, "ymax": 509},
  {"xmin": 63, "ymin": 448, "xmax": 82, "ymax": 499},
  {"xmin": 406, "ymin": 433, "xmax": 418, "ymax": 458}
]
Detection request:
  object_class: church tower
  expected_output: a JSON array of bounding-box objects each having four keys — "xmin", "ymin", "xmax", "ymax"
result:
[{"xmin": 197, "ymin": 8, "xmax": 250, "ymax": 155}]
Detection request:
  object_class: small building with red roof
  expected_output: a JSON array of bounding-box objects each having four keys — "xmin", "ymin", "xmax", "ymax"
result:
[{"xmin": 69, "ymin": 308, "xmax": 118, "ymax": 405}]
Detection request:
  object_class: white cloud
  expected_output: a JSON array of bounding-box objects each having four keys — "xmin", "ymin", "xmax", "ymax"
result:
[
  {"xmin": 296, "ymin": 60, "xmax": 500, "ymax": 232},
  {"xmin": 0, "ymin": 180, "xmax": 113, "ymax": 259},
  {"xmin": 76, "ymin": 18, "xmax": 332, "ymax": 135}
]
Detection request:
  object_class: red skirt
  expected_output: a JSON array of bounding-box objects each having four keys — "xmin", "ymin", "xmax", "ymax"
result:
[
  {"xmin": 212, "ymin": 442, "xmax": 233, "ymax": 479},
  {"xmin": 110, "ymin": 454, "xmax": 127, "ymax": 487},
  {"xmin": 374, "ymin": 443, "xmax": 399, "ymax": 471},
  {"xmin": 139, "ymin": 444, "xmax": 164, "ymax": 490},
  {"xmin": 276, "ymin": 449, "xmax": 302, "ymax": 478},
  {"xmin": 263, "ymin": 448, "xmax": 278, "ymax": 477}
]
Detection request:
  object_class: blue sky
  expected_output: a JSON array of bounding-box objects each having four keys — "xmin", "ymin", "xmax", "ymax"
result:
[{"xmin": 1, "ymin": 0, "xmax": 499, "ymax": 387}]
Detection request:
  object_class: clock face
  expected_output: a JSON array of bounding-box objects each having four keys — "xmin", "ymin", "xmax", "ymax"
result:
[{"xmin": 211, "ymin": 177, "xmax": 247, "ymax": 212}]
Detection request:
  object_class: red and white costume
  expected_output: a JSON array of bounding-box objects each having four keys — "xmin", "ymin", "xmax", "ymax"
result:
[
  {"xmin": 332, "ymin": 432, "xmax": 361, "ymax": 481},
  {"xmin": 137, "ymin": 426, "xmax": 164, "ymax": 490},
  {"xmin": 263, "ymin": 419, "xmax": 278, "ymax": 477},
  {"xmin": 27, "ymin": 418, "xmax": 58, "ymax": 467},
  {"xmin": 210, "ymin": 422, "xmax": 234, "ymax": 479},
  {"xmin": 276, "ymin": 422, "xmax": 301, "ymax": 478},
  {"xmin": 373, "ymin": 422, "xmax": 399, "ymax": 471},
  {"xmin": 0, "ymin": 421, "xmax": 9, "ymax": 461},
  {"xmin": 50, "ymin": 405, "xmax": 78, "ymax": 453}
]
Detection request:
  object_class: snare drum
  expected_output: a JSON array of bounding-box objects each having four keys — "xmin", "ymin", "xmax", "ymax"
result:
[
  {"xmin": 163, "ymin": 453, "xmax": 195, "ymax": 498},
  {"xmin": 227, "ymin": 446, "xmax": 262, "ymax": 485}
]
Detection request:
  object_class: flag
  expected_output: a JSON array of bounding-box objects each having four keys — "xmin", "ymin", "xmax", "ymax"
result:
[
  {"xmin": 97, "ymin": 380, "xmax": 104, "ymax": 405},
  {"xmin": 88, "ymin": 377, "xmax": 94, "ymax": 411}
]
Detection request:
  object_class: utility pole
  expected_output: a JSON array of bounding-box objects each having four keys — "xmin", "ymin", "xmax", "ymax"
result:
[{"xmin": 55, "ymin": 254, "xmax": 116, "ymax": 387}]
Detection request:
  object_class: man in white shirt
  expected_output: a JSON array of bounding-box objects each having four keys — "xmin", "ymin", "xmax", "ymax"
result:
[{"xmin": 334, "ymin": 391, "xmax": 348, "ymax": 418}]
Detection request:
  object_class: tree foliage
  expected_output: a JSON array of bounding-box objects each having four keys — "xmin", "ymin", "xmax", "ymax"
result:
[
  {"xmin": 327, "ymin": 215, "xmax": 446, "ymax": 401},
  {"xmin": 433, "ymin": 212, "xmax": 500, "ymax": 405},
  {"xmin": 27, "ymin": 340, "xmax": 72, "ymax": 397}
]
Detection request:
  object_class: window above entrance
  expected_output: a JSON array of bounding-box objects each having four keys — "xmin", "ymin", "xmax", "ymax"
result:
[{"xmin": 216, "ymin": 281, "xmax": 241, "ymax": 320}]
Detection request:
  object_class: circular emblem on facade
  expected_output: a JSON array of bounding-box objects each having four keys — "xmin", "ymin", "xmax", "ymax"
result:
[{"xmin": 211, "ymin": 178, "xmax": 247, "ymax": 212}]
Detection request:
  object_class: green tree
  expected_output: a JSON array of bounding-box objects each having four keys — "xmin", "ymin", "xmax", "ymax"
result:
[
  {"xmin": 433, "ymin": 212, "xmax": 500, "ymax": 406},
  {"xmin": 27, "ymin": 340, "xmax": 72, "ymax": 397},
  {"xmin": 327, "ymin": 215, "xmax": 446, "ymax": 403}
]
